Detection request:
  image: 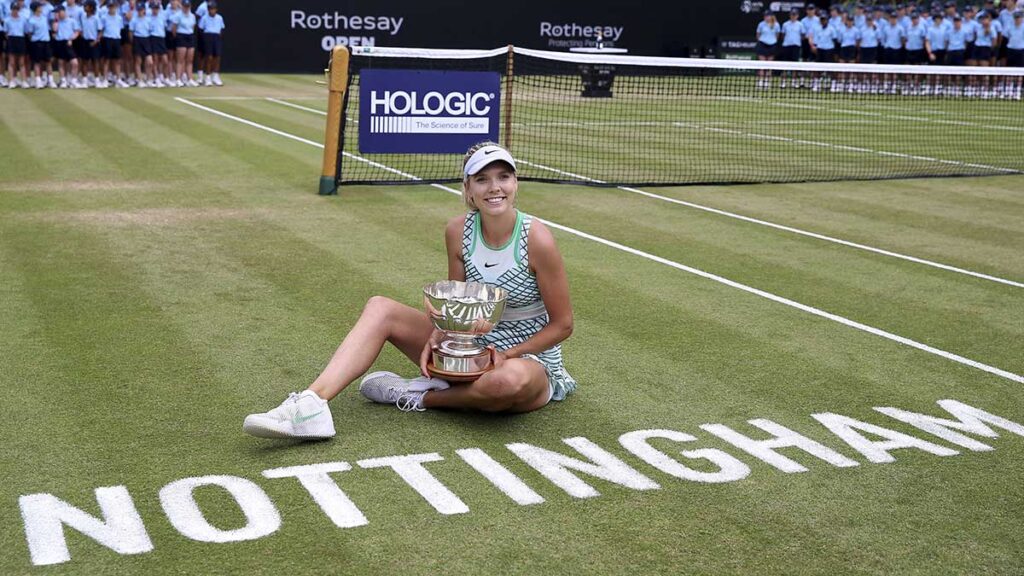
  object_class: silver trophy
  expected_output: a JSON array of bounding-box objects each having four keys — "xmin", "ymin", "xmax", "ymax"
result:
[{"xmin": 423, "ymin": 280, "xmax": 507, "ymax": 380}]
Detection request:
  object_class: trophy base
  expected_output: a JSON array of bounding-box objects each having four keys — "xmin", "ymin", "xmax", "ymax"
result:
[
  {"xmin": 427, "ymin": 348, "xmax": 492, "ymax": 383},
  {"xmin": 425, "ymin": 360, "xmax": 491, "ymax": 383}
]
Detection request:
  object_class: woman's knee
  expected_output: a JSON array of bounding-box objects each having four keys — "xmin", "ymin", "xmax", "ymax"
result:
[{"xmin": 474, "ymin": 369, "xmax": 532, "ymax": 412}]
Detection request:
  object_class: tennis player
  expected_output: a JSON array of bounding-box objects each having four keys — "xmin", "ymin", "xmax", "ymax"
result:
[{"xmin": 243, "ymin": 142, "xmax": 577, "ymax": 439}]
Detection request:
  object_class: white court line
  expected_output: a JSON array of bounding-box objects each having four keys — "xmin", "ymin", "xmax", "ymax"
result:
[
  {"xmin": 673, "ymin": 121, "xmax": 1020, "ymax": 174},
  {"xmin": 188, "ymin": 95, "xmax": 324, "ymax": 101},
  {"xmin": 261, "ymin": 96, "xmax": 1023, "ymax": 288},
  {"xmin": 735, "ymin": 97, "xmax": 1024, "ymax": 133},
  {"xmin": 520, "ymin": 158, "xmax": 1024, "ymax": 289},
  {"xmin": 176, "ymin": 96, "xmax": 1024, "ymax": 385}
]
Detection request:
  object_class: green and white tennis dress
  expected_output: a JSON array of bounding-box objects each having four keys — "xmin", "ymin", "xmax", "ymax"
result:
[{"xmin": 463, "ymin": 209, "xmax": 576, "ymax": 401}]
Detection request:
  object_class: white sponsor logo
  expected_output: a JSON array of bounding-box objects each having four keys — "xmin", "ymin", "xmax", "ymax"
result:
[
  {"xmin": 369, "ymin": 90, "xmax": 495, "ymax": 135},
  {"xmin": 539, "ymin": 21, "xmax": 624, "ymax": 42},
  {"xmin": 289, "ymin": 11, "xmax": 404, "ymax": 51}
]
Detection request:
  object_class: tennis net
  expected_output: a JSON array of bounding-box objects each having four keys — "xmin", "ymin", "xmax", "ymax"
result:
[{"xmin": 335, "ymin": 46, "xmax": 1024, "ymax": 187}]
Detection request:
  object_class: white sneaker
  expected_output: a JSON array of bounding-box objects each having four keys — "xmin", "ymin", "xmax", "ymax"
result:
[
  {"xmin": 116, "ymin": 79, "xmax": 129, "ymax": 88},
  {"xmin": 359, "ymin": 371, "xmax": 450, "ymax": 412},
  {"xmin": 47, "ymin": 77, "xmax": 57, "ymax": 89},
  {"xmin": 243, "ymin": 390, "xmax": 336, "ymax": 439},
  {"xmin": 197, "ymin": 70, "xmax": 204, "ymax": 83},
  {"xmin": 212, "ymin": 73, "xmax": 223, "ymax": 86},
  {"xmin": 35, "ymin": 76, "xmax": 45, "ymax": 89},
  {"xmin": 187, "ymin": 79, "xmax": 199, "ymax": 87},
  {"xmin": 0, "ymin": 76, "xmax": 7, "ymax": 88},
  {"xmin": 204, "ymin": 76, "xmax": 213, "ymax": 87},
  {"xmin": 155, "ymin": 78, "xmax": 165, "ymax": 88}
]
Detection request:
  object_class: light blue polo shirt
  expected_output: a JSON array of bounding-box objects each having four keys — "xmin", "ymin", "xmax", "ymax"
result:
[
  {"xmin": 130, "ymin": 12, "xmax": 151, "ymax": 38},
  {"xmin": 905, "ymin": 19, "xmax": 927, "ymax": 50},
  {"xmin": 860, "ymin": 23, "xmax": 881, "ymax": 48},
  {"xmin": 975, "ymin": 24, "xmax": 997, "ymax": 47},
  {"xmin": 839, "ymin": 24, "xmax": 861, "ymax": 47},
  {"xmin": 198, "ymin": 12, "xmax": 223, "ymax": 35},
  {"xmin": 882, "ymin": 20, "xmax": 906, "ymax": 49},
  {"xmin": 26, "ymin": 13, "xmax": 50, "ymax": 41},
  {"xmin": 54, "ymin": 15, "xmax": 80, "ymax": 40},
  {"xmin": 149, "ymin": 8, "xmax": 166, "ymax": 38},
  {"xmin": 927, "ymin": 20, "xmax": 949, "ymax": 49},
  {"xmin": 81, "ymin": 12, "xmax": 99, "ymax": 41},
  {"xmin": 810, "ymin": 20, "xmax": 836, "ymax": 49},
  {"xmin": 1007, "ymin": 20, "xmax": 1024, "ymax": 50},
  {"xmin": 782, "ymin": 20, "xmax": 804, "ymax": 46},
  {"xmin": 3, "ymin": 12, "xmax": 27, "ymax": 37},
  {"xmin": 173, "ymin": 10, "xmax": 196, "ymax": 34},
  {"xmin": 947, "ymin": 25, "xmax": 968, "ymax": 50},
  {"xmin": 99, "ymin": 11, "xmax": 122, "ymax": 40},
  {"xmin": 757, "ymin": 20, "xmax": 780, "ymax": 45}
]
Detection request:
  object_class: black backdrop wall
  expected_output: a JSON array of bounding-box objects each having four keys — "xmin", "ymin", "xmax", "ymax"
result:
[{"xmin": 219, "ymin": 1, "xmax": 764, "ymax": 72}]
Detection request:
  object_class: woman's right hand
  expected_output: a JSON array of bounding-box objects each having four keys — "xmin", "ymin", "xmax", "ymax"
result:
[{"xmin": 419, "ymin": 329, "xmax": 445, "ymax": 378}]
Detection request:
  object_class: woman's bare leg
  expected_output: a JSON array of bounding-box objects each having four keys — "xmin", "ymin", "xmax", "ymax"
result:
[
  {"xmin": 422, "ymin": 358, "xmax": 550, "ymax": 414},
  {"xmin": 309, "ymin": 296, "xmax": 434, "ymax": 401}
]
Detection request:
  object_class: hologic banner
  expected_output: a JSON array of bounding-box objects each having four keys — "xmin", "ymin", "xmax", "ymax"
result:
[{"xmin": 358, "ymin": 69, "xmax": 501, "ymax": 154}]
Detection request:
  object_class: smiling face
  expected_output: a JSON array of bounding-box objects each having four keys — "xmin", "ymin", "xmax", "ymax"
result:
[{"xmin": 463, "ymin": 162, "xmax": 518, "ymax": 216}]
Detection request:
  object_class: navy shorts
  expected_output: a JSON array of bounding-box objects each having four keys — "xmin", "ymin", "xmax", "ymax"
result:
[
  {"xmin": 972, "ymin": 46, "xmax": 992, "ymax": 61},
  {"xmin": 166, "ymin": 33, "xmax": 177, "ymax": 51},
  {"xmin": 755, "ymin": 41, "xmax": 776, "ymax": 57},
  {"xmin": 102, "ymin": 37, "xmax": 122, "ymax": 59},
  {"xmin": 931, "ymin": 50, "xmax": 946, "ymax": 65},
  {"xmin": 966, "ymin": 42, "xmax": 976, "ymax": 60},
  {"xmin": 150, "ymin": 36, "xmax": 167, "ymax": 55},
  {"xmin": 29, "ymin": 40, "xmax": 51, "ymax": 63},
  {"xmin": 0, "ymin": 31, "xmax": 5, "ymax": 54},
  {"xmin": 779, "ymin": 45, "xmax": 801, "ymax": 62},
  {"xmin": 906, "ymin": 49, "xmax": 926, "ymax": 64},
  {"xmin": 816, "ymin": 48, "xmax": 835, "ymax": 63},
  {"xmin": 7, "ymin": 36, "xmax": 27, "ymax": 55},
  {"xmin": 839, "ymin": 45, "xmax": 857, "ymax": 61},
  {"xmin": 133, "ymin": 36, "xmax": 152, "ymax": 57},
  {"xmin": 883, "ymin": 47, "xmax": 904, "ymax": 64},
  {"xmin": 53, "ymin": 39, "xmax": 76, "ymax": 61},
  {"xmin": 196, "ymin": 31, "xmax": 205, "ymax": 54},
  {"xmin": 860, "ymin": 47, "xmax": 878, "ymax": 63},
  {"xmin": 202, "ymin": 33, "xmax": 221, "ymax": 57},
  {"xmin": 945, "ymin": 49, "xmax": 965, "ymax": 66},
  {"xmin": 802, "ymin": 39, "xmax": 813, "ymax": 61},
  {"xmin": 80, "ymin": 40, "xmax": 101, "ymax": 61},
  {"xmin": 175, "ymin": 33, "xmax": 195, "ymax": 49},
  {"xmin": 1008, "ymin": 49, "xmax": 1024, "ymax": 68},
  {"xmin": 998, "ymin": 37, "xmax": 1009, "ymax": 60},
  {"xmin": 121, "ymin": 29, "xmax": 131, "ymax": 46}
]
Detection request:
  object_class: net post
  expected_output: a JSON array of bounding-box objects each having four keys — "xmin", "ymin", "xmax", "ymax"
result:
[
  {"xmin": 319, "ymin": 46, "xmax": 350, "ymax": 196},
  {"xmin": 502, "ymin": 44, "xmax": 515, "ymax": 152}
]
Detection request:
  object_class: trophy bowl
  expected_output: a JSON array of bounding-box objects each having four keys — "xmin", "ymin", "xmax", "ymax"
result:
[{"xmin": 423, "ymin": 280, "xmax": 507, "ymax": 380}]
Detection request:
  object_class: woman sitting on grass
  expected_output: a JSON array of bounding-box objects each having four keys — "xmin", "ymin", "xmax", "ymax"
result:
[{"xmin": 243, "ymin": 142, "xmax": 576, "ymax": 440}]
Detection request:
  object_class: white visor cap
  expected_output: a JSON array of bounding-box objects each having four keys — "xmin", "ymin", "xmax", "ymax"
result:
[{"xmin": 463, "ymin": 145, "xmax": 517, "ymax": 178}]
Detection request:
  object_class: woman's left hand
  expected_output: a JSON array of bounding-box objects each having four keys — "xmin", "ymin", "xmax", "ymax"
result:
[{"xmin": 488, "ymin": 345, "xmax": 507, "ymax": 369}]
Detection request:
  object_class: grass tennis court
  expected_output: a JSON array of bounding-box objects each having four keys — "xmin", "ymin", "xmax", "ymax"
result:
[{"xmin": 1, "ymin": 75, "xmax": 1022, "ymax": 574}]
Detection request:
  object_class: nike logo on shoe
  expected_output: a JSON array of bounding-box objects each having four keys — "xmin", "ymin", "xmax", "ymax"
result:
[
  {"xmin": 484, "ymin": 262, "xmax": 499, "ymax": 268},
  {"xmin": 292, "ymin": 410, "xmax": 324, "ymax": 425}
]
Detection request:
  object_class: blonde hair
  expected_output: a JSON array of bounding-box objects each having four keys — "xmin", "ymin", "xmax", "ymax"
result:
[{"xmin": 461, "ymin": 141, "xmax": 503, "ymax": 210}]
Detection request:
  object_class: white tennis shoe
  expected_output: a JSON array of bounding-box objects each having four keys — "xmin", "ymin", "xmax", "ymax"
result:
[
  {"xmin": 243, "ymin": 390, "xmax": 335, "ymax": 439},
  {"xmin": 359, "ymin": 371, "xmax": 449, "ymax": 412}
]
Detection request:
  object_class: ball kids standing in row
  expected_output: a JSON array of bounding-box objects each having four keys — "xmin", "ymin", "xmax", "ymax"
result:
[
  {"xmin": 753, "ymin": 1, "xmax": 1024, "ymax": 99},
  {"xmin": 0, "ymin": 0, "xmax": 225, "ymax": 89}
]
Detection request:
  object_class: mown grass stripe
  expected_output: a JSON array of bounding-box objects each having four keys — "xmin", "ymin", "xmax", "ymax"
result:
[{"xmin": 175, "ymin": 98, "xmax": 1024, "ymax": 384}]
